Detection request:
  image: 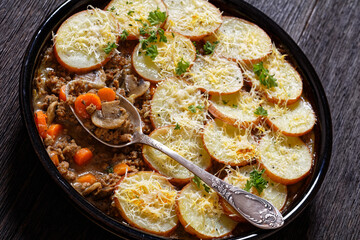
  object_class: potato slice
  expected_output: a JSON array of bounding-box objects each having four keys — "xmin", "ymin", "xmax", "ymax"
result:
[
  {"xmin": 54, "ymin": 9, "xmax": 119, "ymax": 73},
  {"xmin": 203, "ymin": 119, "xmax": 258, "ymax": 166},
  {"xmin": 150, "ymin": 78, "xmax": 208, "ymax": 129},
  {"xmin": 242, "ymin": 46, "xmax": 303, "ymax": 105},
  {"xmin": 258, "ymin": 132, "xmax": 313, "ymax": 185},
  {"xmin": 209, "ymin": 90, "xmax": 262, "ymax": 128},
  {"xmin": 105, "ymin": 0, "xmax": 167, "ymax": 40},
  {"xmin": 264, "ymin": 98, "xmax": 316, "ymax": 136},
  {"xmin": 204, "ymin": 16, "xmax": 272, "ymax": 63},
  {"xmin": 220, "ymin": 165, "xmax": 287, "ymax": 222},
  {"xmin": 177, "ymin": 182, "xmax": 238, "ymax": 239},
  {"xmin": 132, "ymin": 32, "xmax": 196, "ymax": 82},
  {"xmin": 163, "ymin": 0, "xmax": 222, "ymax": 40},
  {"xmin": 113, "ymin": 171, "xmax": 178, "ymax": 235},
  {"xmin": 185, "ymin": 55, "xmax": 243, "ymax": 95},
  {"xmin": 143, "ymin": 125, "xmax": 211, "ymax": 184}
]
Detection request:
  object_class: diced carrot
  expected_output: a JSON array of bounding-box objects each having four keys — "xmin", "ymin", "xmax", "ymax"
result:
[
  {"xmin": 113, "ymin": 163, "xmax": 130, "ymax": 175},
  {"xmin": 34, "ymin": 110, "xmax": 48, "ymax": 139},
  {"xmin": 77, "ymin": 173, "xmax": 97, "ymax": 184},
  {"xmin": 49, "ymin": 151, "xmax": 60, "ymax": 166},
  {"xmin": 59, "ymin": 85, "xmax": 66, "ymax": 101},
  {"xmin": 74, "ymin": 93, "xmax": 102, "ymax": 119},
  {"xmin": 47, "ymin": 124, "xmax": 63, "ymax": 139},
  {"xmin": 97, "ymin": 88, "xmax": 116, "ymax": 102},
  {"xmin": 73, "ymin": 148, "xmax": 93, "ymax": 166}
]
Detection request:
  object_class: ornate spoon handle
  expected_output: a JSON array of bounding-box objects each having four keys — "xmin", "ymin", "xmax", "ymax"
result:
[{"xmin": 136, "ymin": 132, "xmax": 284, "ymax": 229}]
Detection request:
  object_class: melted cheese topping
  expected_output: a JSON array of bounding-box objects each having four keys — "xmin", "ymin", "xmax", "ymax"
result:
[
  {"xmin": 151, "ymin": 78, "xmax": 208, "ymax": 129},
  {"xmin": 258, "ymin": 132, "xmax": 312, "ymax": 182},
  {"xmin": 143, "ymin": 126, "xmax": 211, "ymax": 180},
  {"xmin": 185, "ymin": 55, "xmax": 243, "ymax": 94},
  {"xmin": 107, "ymin": 0, "xmax": 166, "ymax": 38},
  {"xmin": 114, "ymin": 172, "xmax": 178, "ymax": 233},
  {"xmin": 242, "ymin": 46, "xmax": 303, "ymax": 103},
  {"xmin": 203, "ymin": 119, "xmax": 257, "ymax": 165},
  {"xmin": 163, "ymin": 0, "xmax": 222, "ymax": 37},
  {"xmin": 205, "ymin": 16, "xmax": 272, "ymax": 62},
  {"xmin": 177, "ymin": 182, "xmax": 237, "ymax": 238},
  {"xmin": 55, "ymin": 9, "xmax": 118, "ymax": 68}
]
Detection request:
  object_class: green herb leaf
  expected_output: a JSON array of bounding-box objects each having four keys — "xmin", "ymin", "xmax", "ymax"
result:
[
  {"xmin": 232, "ymin": 104, "xmax": 238, "ymax": 108},
  {"xmin": 127, "ymin": 10, "xmax": 134, "ymax": 16},
  {"xmin": 104, "ymin": 42, "xmax": 118, "ymax": 54},
  {"xmin": 139, "ymin": 27, "xmax": 148, "ymax": 36},
  {"xmin": 188, "ymin": 105, "xmax": 196, "ymax": 113},
  {"xmin": 148, "ymin": 8, "xmax": 167, "ymax": 26},
  {"xmin": 158, "ymin": 29, "xmax": 167, "ymax": 43},
  {"xmin": 254, "ymin": 106, "xmax": 268, "ymax": 116},
  {"xmin": 120, "ymin": 30, "xmax": 129, "ymax": 41},
  {"xmin": 196, "ymin": 105, "xmax": 204, "ymax": 110},
  {"xmin": 203, "ymin": 184, "xmax": 211, "ymax": 193},
  {"xmin": 222, "ymin": 100, "xmax": 229, "ymax": 105},
  {"xmin": 145, "ymin": 45, "xmax": 158, "ymax": 60},
  {"xmin": 174, "ymin": 123, "xmax": 181, "ymax": 130},
  {"xmin": 106, "ymin": 166, "xmax": 114, "ymax": 173},
  {"xmin": 203, "ymin": 41, "xmax": 219, "ymax": 55},
  {"xmin": 175, "ymin": 58, "xmax": 190, "ymax": 75},
  {"xmin": 253, "ymin": 62, "xmax": 278, "ymax": 88},
  {"xmin": 171, "ymin": 32, "xmax": 175, "ymax": 38},
  {"xmin": 244, "ymin": 169, "xmax": 268, "ymax": 195},
  {"xmin": 108, "ymin": 6, "xmax": 115, "ymax": 12},
  {"xmin": 192, "ymin": 176, "xmax": 201, "ymax": 188}
]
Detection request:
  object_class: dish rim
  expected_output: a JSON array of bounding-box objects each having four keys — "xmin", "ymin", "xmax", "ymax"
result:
[{"xmin": 19, "ymin": 0, "xmax": 332, "ymax": 239}]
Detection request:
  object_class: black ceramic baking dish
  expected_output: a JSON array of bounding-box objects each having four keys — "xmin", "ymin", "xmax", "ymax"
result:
[{"xmin": 19, "ymin": 0, "xmax": 332, "ymax": 239}]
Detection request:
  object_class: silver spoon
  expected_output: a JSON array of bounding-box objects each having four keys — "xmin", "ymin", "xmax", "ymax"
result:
[{"xmin": 67, "ymin": 84, "xmax": 284, "ymax": 229}]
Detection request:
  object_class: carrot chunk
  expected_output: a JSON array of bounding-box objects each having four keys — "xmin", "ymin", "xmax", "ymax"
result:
[
  {"xmin": 59, "ymin": 85, "xmax": 66, "ymax": 101},
  {"xmin": 34, "ymin": 110, "xmax": 48, "ymax": 139},
  {"xmin": 97, "ymin": 88, "xmax": 116, "ymax": 102},
  {"xmin": 113, "ymin": 163, "xmax": 130, "ymax": 175},
  {"xmin": 47, "ymin": 124, "xmax": 63, "ymax": 139},
  {"xmin": 77, "ymin": 173, "xmax": 97, "ymax": 184},
  {"xmin": 74, "ymin": 148, "xmax": 93, "ymax": 166},
  {"xmin": 74, "ymin": 93, "xmax": 102, "ymax": 118},
  {"xmin": 49, "ymin": 151, "xmax": 60, "ymax": 166}
]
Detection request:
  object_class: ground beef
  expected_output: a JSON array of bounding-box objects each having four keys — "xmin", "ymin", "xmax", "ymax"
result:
[
  {"xmin": 56, "ymin": 101, "xmax": 77, "ymax": 125},
  {"xmin": 58, "ymin": 161, "xmax": 76, "ymax": 181},
  {"xmin": 86, "ymin": 103, "xmax": 97, "ymax": 115}
]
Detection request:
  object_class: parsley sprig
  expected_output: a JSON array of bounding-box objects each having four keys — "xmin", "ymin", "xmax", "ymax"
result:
[
  {"xmin": 148, "ymin": 8, "xmax": 167, "ymax": 26},
  {"xmin": 120, "ymin": 30, "xmax": 129, "ymax": 41},
  {"xmin": 244, "ymin": 169, "xmax": 268, "ymax": 195},
  {"xmin": 253, "ymin": 62, "xmax": 278, "ymax": 88},
  {"xmin": 145, "ymin": 45, "xmax": 158, "ymax": 60},
  {"xmin": 203, "ymin": 41, "xmax": 219, "ymax": 55},
  {"xmin": 193, "ymin": 176, "xmax": 211, "ymax": 193},
  {"xmin": 254, "ymin": 106, "xmax": 268, "ymax": 116},
  {"xmin": 174, "ymin": 123, "xmax": 181, "ymax": 130},
  {"xmin": 176, "ymin": 58, "xmax": 190, "ymax": 75},
  {"xmin": 104, "ymin": 42, "xmax": 118, "ymax": 54}
]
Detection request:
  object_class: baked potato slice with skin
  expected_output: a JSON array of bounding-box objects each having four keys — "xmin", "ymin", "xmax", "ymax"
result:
[
  {"xmin": 105, "ymin": 0, "xmax": 167, "ymax": 40},
  {"xmin": 163, "ymin": 0, "xmax": 222, "ymax": 41},
  {"xmin": 113, "ymin": 171, "xmax": 178, "ymax": 236},
  {"xmin": 204, "ymin": 16, "xmax": 272, "ymax": 64},
  {"xmin": 258, "ymin": 132, "xmax": 313, "ymax": 185},
  {"xmin": 264, "ymin": 97, "xmax": 316, "ymax": 137},
  {"xmin": 203, "ymin": 119, "xmax": 258, "ymax": 166},
  {"xmin": 132, "ymin": 32, "xmax": 196, "ymax": 82},
  {"xmin": 54, "ymin": 9, "xmax": 119, "ymax": 73},
  {"xmin": 242, "ymin": 46, "xmax": 303, "ymax": 105},
  {"xmin": 142, "ymin": 125, "xmax": 211, "ymax": 185},
  {"xmin": 150, "ymin": 77, "xmax": 208, "ymax": 129},
  {"xmin": 208, "ymin": 90, "xmax": 262, "ymax": 128},
  {"xmin": 220, "ymin": 165, "xmax": 287, "ymax": 222},
  {"xmin": 176, "ymin": 182, "xmax": 238, "ymax": 239},
  {"xmin": 185, "ymin": 55, "xmax": 243, "ymax": 95}
]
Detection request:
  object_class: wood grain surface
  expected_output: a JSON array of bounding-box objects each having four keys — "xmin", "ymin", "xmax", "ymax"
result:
[{"xmin": 0, "ymin": 0, "xmax": 359, "ymax": 239}]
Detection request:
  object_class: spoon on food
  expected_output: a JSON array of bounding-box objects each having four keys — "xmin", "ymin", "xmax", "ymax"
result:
[{"xmin": 66, "ymin": 82, "xmax": 284, "ymax": 230}]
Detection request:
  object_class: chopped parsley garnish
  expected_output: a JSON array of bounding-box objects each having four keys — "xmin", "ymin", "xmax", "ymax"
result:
[
  {"xmin": 108, "ymin": 6, "xmax": 115, "ymax": 12},
  {"xmin": 203, "ymin": 41, "xmax": 219, "ymax": 55},
  {"xmin": 174, "ymin": 123, "xmax": 181, "ymax": 130},
  {"xmin": 232, "ymin": 104, "xmax": 238, "ymax": 108},
  {"xmin": 188, "ymin": 105, "xmax": 196, "ymax": 113},
  {"xmin": 171, "ymin": 32, "xmax": 175, "ymax": 38},
  {"xmin": 157, "ymin": 29, "xmax": 167, "ymax": 43},
  {"xmin": 148, "ymin": 8, "xmax": 167, "ymax": 26},
  {"xmin": 193, "ymin": 176, "xmax": 211, "ymax": 193},
  {"xmin": 254, "ymin": 106, "xmax": 268, "ymax": 116},
  {"xmin": 127, "ymin": 10, "xmax": 134, "ymax": 16},
  {"xmin": 196, "ymin": 105, "xmax": 204, "ymax": 110},
  {"xmin": 244, "ymin": 169, "xmax": 268, "ymax": 195},
  {"xmin": 104, "ymin": 42, "xmax": 117, "ymax": 54},
  {"xmin": 175, "ymin": 58, "xmax": 190, "ymax": 75},
  {"xmin": 120, "ymin": 30, "xmax": 129, "ymax": 41},
  {"xmin": 106, "ymin": 166, "xmax": 114, "ymax": 173},
  {"xmin": 222, "ymin": 100, "xmax": 229, "ymax": 105},
  {"xmin": 145, "ymin": 45, "xmax": 158, "ymax": 60},
  {"xmin": 253, "ymin": 62, "xmax": 278, "ymax": 88},
  {"xmin": 139, "ymin": 27, "xmax": 147, "ymax": 36}
]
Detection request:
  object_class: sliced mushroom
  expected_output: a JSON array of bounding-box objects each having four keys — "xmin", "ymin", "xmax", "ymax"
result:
[
  {"xmin": 121, "ymin": 75, "xmax": 150, "ymax": 102},
  {"xmin": 82, "ymin": 182, "xmax": 102, "ymax": 196},
  {"xmin": 74, "ymin": 69, "xmax": 106, "ymax": 88},
  {"xmin": 46, "ymin": 101, "xmax": 58, "ymax": 125},
  {"xmin": 91, "ymin": 101, "xmax": 131, "ymax": 129}
]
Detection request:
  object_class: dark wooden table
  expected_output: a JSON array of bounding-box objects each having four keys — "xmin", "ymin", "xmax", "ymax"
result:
[{"xmin": 0, "ymin": 0, "xmax": 359, "ymax": 239}]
